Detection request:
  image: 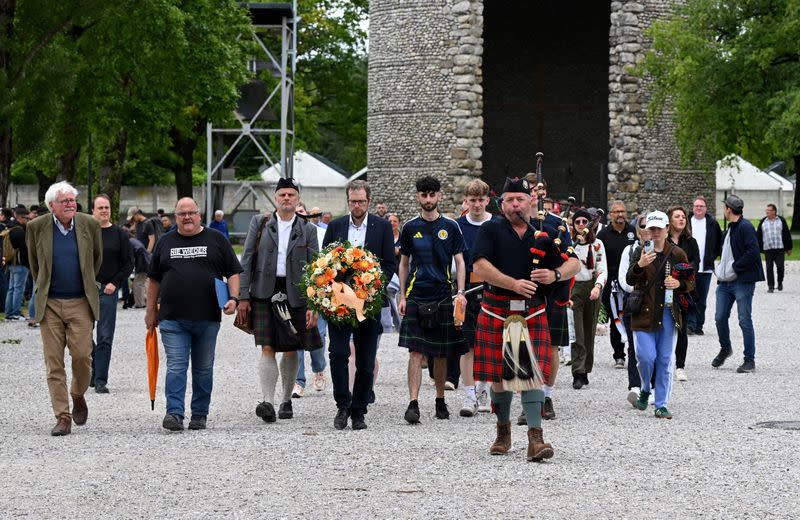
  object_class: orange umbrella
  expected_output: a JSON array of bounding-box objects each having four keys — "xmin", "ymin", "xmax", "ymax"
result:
[{"xmin": 146, "ymin": 328, "xmax": 159, "ymax": 410}]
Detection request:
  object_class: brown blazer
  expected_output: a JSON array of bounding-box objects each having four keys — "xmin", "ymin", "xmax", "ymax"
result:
[
  {"xmin": 626, "ymin": 244, "xmax": 694, "ymax": 332},
  {"xmin": 26, "ymin": 213, "xmax": 103, "ymax": 323}
]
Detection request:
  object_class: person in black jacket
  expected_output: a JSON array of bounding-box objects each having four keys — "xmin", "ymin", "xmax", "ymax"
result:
[
  {"xmin": 322, "ymin": 180, "xmax": 397, "ymax": 430},
  {"xmin": 4, "ymin": 207, "xmax": 30, "ymax": 320},
  {"xmin": 756, "ymin": 203, "xmax": 792, "ymax": 293},
  {"xmin": 687, "ymin": 196, "xmax": 722, "ymax": 335},
  {"xmin": 90, "ymin": 195, "xmax": 133, "ymax": 393},
  {"xmin": 667, "ymin": 205, "xmax": 700, "ymax": 382},
  {"xmin": 712, "ymin": 195, "xmax": 765, "ymax": 373}
]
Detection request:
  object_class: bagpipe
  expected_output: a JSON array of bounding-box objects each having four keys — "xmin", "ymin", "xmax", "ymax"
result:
[{"xmin": 524, "ymin": 152, "xmax": 575, "ymax": 305}]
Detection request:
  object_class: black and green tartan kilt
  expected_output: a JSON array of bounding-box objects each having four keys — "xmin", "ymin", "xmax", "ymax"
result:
[
  {"xmin": 399, "ymin": 298, "xmax": 468, "ymax": 358},
  {"xmin": 547, "ymin": 301, "xmax": 569, "ymax": 348},
  {"xmin": 251, "ymin": 297, "xmax": 322, "ymax": 352}
]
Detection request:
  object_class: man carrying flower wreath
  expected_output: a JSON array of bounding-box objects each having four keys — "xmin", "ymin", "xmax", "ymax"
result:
[
  {"xmin": 398, "ymin": 176, "xmax": 468, "ymax": 424},
  {"xmin": 320, "ymin": 180, "xmax": 396, "ymax": 430}
]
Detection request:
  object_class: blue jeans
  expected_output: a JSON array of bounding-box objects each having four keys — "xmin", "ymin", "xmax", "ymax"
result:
[
  {"xmin": 715, "ymin": 281, "xmax": 756, "ymax": 362},
  {"xmin": 296, "ymin": 317, "xmax": 327, "ymax": 387},
  {"xmin": 687, "ymin": 272, "xmax": 713, "ymax": 331},
  {"xmin": 28, "ymin": 284, "xmax": 36, "ymax": 320},
  {"xmin": 634, "ymin": 307, "xmax": 676, "ymax": 408},
  {"xmin": 159, "ymin": 319, "xmax": 221, "ymax": 418},
  {"xmin": 5, "ymin": 265, "xmax": 29, "ymax": 317},
  {"xmin": 92, "ymin": 290, "xmax": 118, "ymax": 386}
]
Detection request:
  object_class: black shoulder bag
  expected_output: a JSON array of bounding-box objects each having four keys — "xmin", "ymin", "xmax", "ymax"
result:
[{"xmin": 623, "ymin": 245, "xmax": 672, "ymax": 316}]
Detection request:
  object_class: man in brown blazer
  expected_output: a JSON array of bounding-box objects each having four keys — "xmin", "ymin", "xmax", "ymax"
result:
[{"xmin": 26, "ymin": 181, "xmax": 102, "ymax": 436}]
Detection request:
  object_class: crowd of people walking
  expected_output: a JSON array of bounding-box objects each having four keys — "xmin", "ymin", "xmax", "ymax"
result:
[{"xmin": 9, "ymin": 176, "xmax": 785, "ymax": 463}]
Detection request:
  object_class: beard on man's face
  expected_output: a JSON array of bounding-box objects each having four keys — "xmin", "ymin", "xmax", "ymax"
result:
[{"xmin": 420, "ymin": 200, "xmax": 438, "ymax": 212}]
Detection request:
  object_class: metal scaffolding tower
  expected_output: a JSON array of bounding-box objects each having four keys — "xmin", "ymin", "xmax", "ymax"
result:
[{"xmin": 205, "ymin": 2, "xmax": 297, "ymax": 225}]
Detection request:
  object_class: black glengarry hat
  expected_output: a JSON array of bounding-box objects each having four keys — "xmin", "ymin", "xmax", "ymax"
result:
[
  {"xmin": 501, "ymin": 177, "xmax": 530, "ymax": 195},
  {"xmin": 276, "ymin": 177, "xmax": 300, "ymax": 192}
]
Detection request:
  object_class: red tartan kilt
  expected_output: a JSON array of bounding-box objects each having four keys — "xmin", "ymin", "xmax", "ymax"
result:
[{"xmin": 473, "ymin": 292, "xmax": 551, "ymax": 383}]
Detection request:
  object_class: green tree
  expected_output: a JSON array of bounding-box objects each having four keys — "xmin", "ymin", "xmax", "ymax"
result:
[
  {"xmin": 640, "ymin": 0, "xmax": 800, "ymax": 228},
  {"xmin": 294, "ymin": 0, "xmax": 368, "ymax": 173}
]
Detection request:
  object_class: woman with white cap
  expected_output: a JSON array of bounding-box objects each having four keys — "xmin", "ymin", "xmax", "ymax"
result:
[{"xmin": 626, "ymin": 211, "xmax": 694, "ymax": 419}]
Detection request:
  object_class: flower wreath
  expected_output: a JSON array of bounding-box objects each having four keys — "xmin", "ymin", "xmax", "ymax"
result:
[{"xmin": 300, "ymin": 241, "xmax": 386, "ymax": 326}]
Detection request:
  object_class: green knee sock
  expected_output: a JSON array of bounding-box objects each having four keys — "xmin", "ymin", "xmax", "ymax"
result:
[
  {"xmin": 489, "ymin": 389, "xmax": 513, "ymax": 423},
  {"xmin": 521, "ymin": 389, "xmax": 545, "ymax": 429}
]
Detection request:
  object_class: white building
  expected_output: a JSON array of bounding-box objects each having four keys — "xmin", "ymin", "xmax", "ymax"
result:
[{"xmin": 715, "ymin": 155, "xmax": 794, "ymax": 219}]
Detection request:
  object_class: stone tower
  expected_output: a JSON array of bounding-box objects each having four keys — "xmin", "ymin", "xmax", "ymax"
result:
[{"xmin": 368, "ymin": 0, "xmax": 714, "ymax": 218}]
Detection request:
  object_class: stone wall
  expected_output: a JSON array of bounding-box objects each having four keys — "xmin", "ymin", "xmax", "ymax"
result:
[
  {"xmin": 369, "ymin": 0, "xmax": 484, "ymax": 219},
  {"xmin": 369, "ymin": 0, "xmax": 715, "ymax": 220},
  {"xmin": 607, "ymin": 0, "xmax": 715, "ymax": 216}
]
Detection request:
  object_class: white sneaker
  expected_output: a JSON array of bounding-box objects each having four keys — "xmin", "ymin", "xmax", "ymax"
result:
[
  {"xmin": 627, "ymin": 388, "xmax": 640, "ymax": 408},
  {"xmin": 476, "ymin": 386, "xmax": 491, "ymax": 413},
  {"xmin": 444, "ymin": 381, "xmax": 456, "ymax": 391},
  {"xmin": 648, "ymin": 393, "xmax": 655, "ymax": 405},
  {"xmin": 292, "ymin": 384, "xmax": 304, "ymax": 398},
  {"xmin": 675, "ymin": 368, "xmax": 688, "ymax": 382},
  {"xmin": 459, "ymin": 396, "xmax": 477, "ymax": 417},
  {"xmin": 311, "ymin": 372, "xmax": 327, "ymax": 391}
]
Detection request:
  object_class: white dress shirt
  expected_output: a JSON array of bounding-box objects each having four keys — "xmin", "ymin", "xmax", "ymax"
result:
[
  {"xmin": 276, "ymin": 215, "xmax": 295, "ymax": 277},
  {"xmin": 348, "ymin": 213, "xmax": 368, "ymax": 247}
]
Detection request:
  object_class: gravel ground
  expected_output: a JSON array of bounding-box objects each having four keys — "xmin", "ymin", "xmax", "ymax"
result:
[{"xmin": 1, "ymin": 267, "xmax": 799, "ymax": 519}]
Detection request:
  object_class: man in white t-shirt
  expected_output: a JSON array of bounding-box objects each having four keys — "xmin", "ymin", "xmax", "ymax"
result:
[{"xmin": 687, "ymin": 196, "xmax": 722, "ymax": 335}]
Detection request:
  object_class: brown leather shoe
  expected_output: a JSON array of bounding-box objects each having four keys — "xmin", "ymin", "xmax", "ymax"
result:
[
  {"xmin": 527, "ymin": 427, "xmax": 554, "ymax": 462},
  {"xmin": 51, "ymin": 417, "xmax": 72, "ymax": 436},
  {"xmin": 489, "ymin": 421, "xmax": 512, "ymax": 455},
  {"xmin": 72, "ymin": 394, "xmax": 88, "ymax": 425}
]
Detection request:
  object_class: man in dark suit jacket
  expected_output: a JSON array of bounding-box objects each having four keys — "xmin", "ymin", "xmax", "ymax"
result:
[{"xmin": 323, "ymin": 180, "xmax": 397, "ymax": 430}]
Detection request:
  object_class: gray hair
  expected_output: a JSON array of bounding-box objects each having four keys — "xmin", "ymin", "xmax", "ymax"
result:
[
  {"xmin": 214, "ymin": 210, "xmax": 224, "ymax": 217},
  {"xmin": 44, "ymin": 181, "xmax": 79, "ymax": 206},
  {"xmin": 609, "ymin": 199, "xmax": 626, "ymax": 211}
]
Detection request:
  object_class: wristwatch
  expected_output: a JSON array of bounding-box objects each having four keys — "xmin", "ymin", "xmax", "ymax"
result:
[
  {"xmin": 553, "ymin": 269, "xmax": 562, "ymax": 282},
  {"xmin": 229, "ymin": 296, "xmax": 240, "ymax": 305}
]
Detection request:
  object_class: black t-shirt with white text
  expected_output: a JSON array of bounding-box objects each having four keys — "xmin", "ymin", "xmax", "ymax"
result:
[{"xmin": 148, "ymin": 228, "xmax": 243, "ymax": 322}]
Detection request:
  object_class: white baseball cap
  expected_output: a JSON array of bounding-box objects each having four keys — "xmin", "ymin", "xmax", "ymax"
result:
[{"xmin": 645, "ymin": 210, "xmax": 669, "ymax": 229}]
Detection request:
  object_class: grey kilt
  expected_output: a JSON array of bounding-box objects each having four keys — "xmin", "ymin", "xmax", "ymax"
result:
[
  {"xmin": 399, "ymin": 298, "xmax": 467, "ymax": 358},
  {"xmin": 251, "ymin": 297, "xmax": 322, "ymax": 352}
]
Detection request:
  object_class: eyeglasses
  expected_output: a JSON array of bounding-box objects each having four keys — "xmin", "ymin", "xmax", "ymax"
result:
[
  {"xmin": 176, "ymin": 211, "xmax": 199, "ymax": 218},
  {"xmin": 347, "ymin": 200, "xmax": 368, "ymax": 206},
  {"xmin": 574, "ymin": 218, "xmax": 589, "ymax": 225},
  {"xmin": 57, "ymin": 198, "xmax": 77, "ymax": 205},
  {"xmin": 610, "ymin": 210, "xmax": 627, "ymax": 214}
]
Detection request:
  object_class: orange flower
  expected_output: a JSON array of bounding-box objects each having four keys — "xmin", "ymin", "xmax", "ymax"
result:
[
  {"xmin": 352, "ymin": 247, "xmax": 364, "ymax": 258},
  {"xmin": 315, "ymin": 276, "xmax": 327, "ymax": 287},
  {"xmin": 355, "ymin": 289, "xmax": 368, "ymax": 300},
  {"xmin": 336, "ymin": 306, "xmax": 349, "ymax": 316},
  {"xmin": 306, "ymin": 286, "xmax": 316, "ymax": 298},
  {"xmin": 325, "ymin": 268, "xmax": 335, "ymax": 280}
]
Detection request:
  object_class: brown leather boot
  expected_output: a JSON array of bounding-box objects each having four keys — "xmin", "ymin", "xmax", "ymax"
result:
[
  {"xmin": 51, "ymin": 416, "xmax": 72, "ymax": 436},
  {"xmin": 72, "ymin": 394, "xmax": 88, "ymax": 425},
  {"xmin": 489, "ymin": 421, "xmax": 512, "ymax": 455},
  {"xmin": 527, "ymin": 427, "xmax": 554, "ymax": 462}
]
